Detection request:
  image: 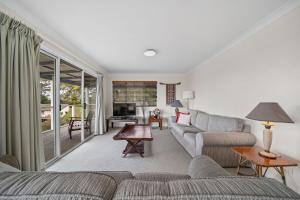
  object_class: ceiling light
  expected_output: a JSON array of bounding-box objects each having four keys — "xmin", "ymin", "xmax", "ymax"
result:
[{"xmin": 144, "ymin": 49, "xmax": 157, "ymax": 57}]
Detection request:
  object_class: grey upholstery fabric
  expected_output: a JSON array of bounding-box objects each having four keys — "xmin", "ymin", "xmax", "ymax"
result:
[
  {"xmin": 202, "ymin": 146, "xmax": 241, "ymax": 167},
  {"xmin": 168, "ymin": 110, "xmax": 256, "ymax": 167},
  {"xmin": 188, "ymin": 109, "xmax": 198, "ymax": 125},
  {"xmin": 113, "ymin": 177, "xmax": 300, "ymax": 200},
  {"xmin": 0, "ymin": 162, "xmax": 20, "ymax": 173},
  {"xmin": 0, "ymin": 172, "xmax": 117, "ymax": 200},
  {"xmin": 188, "ymin": 155, "xmax": 230, "ymax": 178},
  {"xmin": 97, "ymin": 171, "xmax": 134, "ymax": 184},
  {"xmin": 172, "ymin": 124, "xmax": 201, "ymax": 137},
  {"xmin": 183, "ymin": 133, "xmax": 197, "ymax": 148},
  {"xmin": 171, "ymin": 124, "xmax": 186, "ymax": 136},
  {"xmin": 202, "ymin": 132, "xmax": 256, "ymax": 147},
  {"xmin": 0, "ymin": 155, "xmax": 20, "ymax": 170},
  {"xmin": 194, "ymin": 111, "xmax": 209, "ymax": 131},
  {"xmin": 183, "ymin": 125, "xmax": 202, "ymax": 133},
  {"xmin": 134, "ymin": 173, "xmax": 190, "ymax": 181},
  {"xmin": 208, "ymin": 114, "xmax": 244, "ymax": 132}
]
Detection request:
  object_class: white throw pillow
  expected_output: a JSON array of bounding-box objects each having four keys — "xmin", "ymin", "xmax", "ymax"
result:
[{"xmin": 177, "ymin": 113, "xmax": 191, "ymax": 126}]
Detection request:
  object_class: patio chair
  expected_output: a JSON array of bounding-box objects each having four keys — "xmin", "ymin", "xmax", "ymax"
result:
[{"xmin": 68, "ymin": 111, "xmax": 94, "ymax": 139}]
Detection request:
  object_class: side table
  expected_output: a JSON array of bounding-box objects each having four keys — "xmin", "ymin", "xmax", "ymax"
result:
[
  {"xmin": 232, "ymin": 146, "xmax": 298, "ymax": 185},
  {"xmin": 148, "ymin": 116, "xmax": 163, "ymax": 130}
]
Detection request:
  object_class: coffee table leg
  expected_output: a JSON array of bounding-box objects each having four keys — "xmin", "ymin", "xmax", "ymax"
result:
[{"xmin": 123, "ymin": 140, "xmax": 144, "ymax": 157}]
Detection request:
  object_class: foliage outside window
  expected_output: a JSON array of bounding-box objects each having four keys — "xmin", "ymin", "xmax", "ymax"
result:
[{"xmin": 113, "ymin": 81, "xmax": 157, "ymax": 107}]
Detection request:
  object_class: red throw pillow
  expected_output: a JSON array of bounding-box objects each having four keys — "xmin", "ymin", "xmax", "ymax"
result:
[{"xmin": 176, "ymin": 112, "xmax": 190, "ymax": 123}]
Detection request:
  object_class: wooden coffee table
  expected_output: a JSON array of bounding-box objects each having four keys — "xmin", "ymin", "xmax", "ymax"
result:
[
  {"xmin": 232, "ymin": 146, "xmax": 298, "ymax": 185},
  {"xmin": 113, "ymin": 124, "xmax": 153, "ymax": 157}
]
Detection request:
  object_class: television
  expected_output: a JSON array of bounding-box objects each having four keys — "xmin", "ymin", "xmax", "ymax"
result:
[{"xmin": 113, "ymin": 103, "xmax": 136, "ymax": 116}]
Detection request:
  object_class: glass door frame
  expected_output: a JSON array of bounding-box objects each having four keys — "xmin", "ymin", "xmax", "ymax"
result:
[
  {"xmin": 40, "ymin": 49, "xmax": 60, "ymax": 164},
  {"xmin": 82, "ymin": 72, "xmax": 98, "ymax": 141},
  {"xmin": 41, "ymin": 48, "xmax": 99, "ymax": 167}
]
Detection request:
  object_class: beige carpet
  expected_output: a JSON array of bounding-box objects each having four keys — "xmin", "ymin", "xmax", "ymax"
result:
[{"xmin": 47, "ymin": 128, "xmax": 192, "ymax": 174}]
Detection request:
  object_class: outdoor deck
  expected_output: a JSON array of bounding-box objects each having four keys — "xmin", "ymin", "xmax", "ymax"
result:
[{"xmin": 42, "ymin": 125, "xmax": 92, "ymax": 162}]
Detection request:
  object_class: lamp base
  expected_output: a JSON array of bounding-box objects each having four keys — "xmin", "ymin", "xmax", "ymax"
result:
[{"xmin": 259, "ymin": 150, "xmax": 277, "ymax": 159}]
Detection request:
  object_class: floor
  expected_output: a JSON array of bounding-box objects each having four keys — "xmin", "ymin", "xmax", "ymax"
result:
[
  {"xmin": 42, "ymin": 126, "xmax": 93, "ymax": 162},
  {"xmin": 47, "ymin": 128, "xmax": 192, "ymax": 174}
]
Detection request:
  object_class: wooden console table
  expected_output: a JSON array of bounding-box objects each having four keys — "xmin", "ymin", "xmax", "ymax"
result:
[
  {"xmin": 106, "ymin": 116, "xmax": 138, "ymax": 132},
  {"xmin": 148, "ymin": 116, "xmax": 163, "ymax": 130},
  {"xmin": 232, "ymin": 146, "xmax": 298, "ymax": 185}
]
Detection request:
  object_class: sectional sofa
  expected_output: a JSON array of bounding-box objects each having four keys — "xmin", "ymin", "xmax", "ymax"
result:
[
  {"xmin": 0, "ymin": 155, "xmax": 299, "ymax": 200},
  {"xmin": 168, "ymin": 109, "xmax": 256, "ymax": 167}
]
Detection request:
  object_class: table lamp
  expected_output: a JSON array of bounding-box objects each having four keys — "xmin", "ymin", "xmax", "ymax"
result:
[
  {"xmin": 246, "ymin": 102, "xmax": 294, "ymax": 158},
  {"xmin": 170, "ymin": 100, "xmax": 183, "ymax": 113},
  {"xmin": 183, "ymin": 91, "xmax": 194, "ymax": 110}
]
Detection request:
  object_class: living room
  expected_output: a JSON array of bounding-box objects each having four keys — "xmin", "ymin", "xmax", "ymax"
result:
[{"xmin": 1, "ymin": 1, "xmax": 300, "ymax": 199}]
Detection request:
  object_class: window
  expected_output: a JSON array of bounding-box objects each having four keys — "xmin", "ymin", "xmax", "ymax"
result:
[{"xmin": 113, "ymin": 81, "xmax": 157, "ymax": 107}]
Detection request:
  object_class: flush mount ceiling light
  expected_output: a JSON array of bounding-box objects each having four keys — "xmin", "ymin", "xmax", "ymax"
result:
[{"xmin": 144, "ymin": 49, "xmax": 157, "ymax": 57}]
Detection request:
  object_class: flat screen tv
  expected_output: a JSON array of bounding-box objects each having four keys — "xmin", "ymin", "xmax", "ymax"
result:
[{"xmin": 113, "ymin": 103, "xmax": 136, "ymax": 116}]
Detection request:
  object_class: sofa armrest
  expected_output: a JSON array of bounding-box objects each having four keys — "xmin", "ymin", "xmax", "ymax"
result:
[
  {"xmin": 0, "ymin": 155, "xmax": 20, "ymax": 170},
  {"xmin": 195, "ymin": 133, "xmax": 204, "ymax": 155},
  {"xmin": 202, "ymin": 132, "xmax": 256, "ymax": 147},
  {"xmin": 167, "ymin": 116, "xmax": 176, "ymax": 127},
  {"xmin": 188, "ymin": 155, "xmax": 230, "ymax": 178}
]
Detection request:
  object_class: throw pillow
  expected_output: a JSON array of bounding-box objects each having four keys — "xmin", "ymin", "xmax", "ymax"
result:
[
  {"xmin": 176, "ymin": 112, "xmax": 189, "ymax": 122},
  {"xmin": 177, "ymin": 113, "xmax": 191, "ymax": 126}
]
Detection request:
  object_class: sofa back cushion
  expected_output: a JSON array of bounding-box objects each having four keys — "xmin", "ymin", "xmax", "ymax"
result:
[
  {"xmin": 208, "ymin": 114, "xmax": 244, "ymax": 132},
  {"xmin": 134, "ymin": 172, "xmax": 190, "ymax": 181},
  {"xmin": 113, "ymin": 177, "xmax": 300, "ymax": 200},
  {"xmin": 188, "ymin": 109, "xmax": 198, "ymax": 125},
  {"xmin": 0, "ymin": 172, "xmax": 117, "ymax": 200},
  {"xmin": 193, "ymin": 111, "xmax": 209, "ymax": 131}
]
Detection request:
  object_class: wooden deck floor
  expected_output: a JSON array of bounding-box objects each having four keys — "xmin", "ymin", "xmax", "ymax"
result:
[{"xmin": 42, "ymin": 125, "xmax": 92, "ymax": 162}]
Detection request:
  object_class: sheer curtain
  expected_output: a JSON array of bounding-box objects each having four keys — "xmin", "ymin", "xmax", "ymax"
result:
[
  {"xmin": 0, "ymin": 12, "xmax": 44, "ymax": 170},
  {"xmin": 95, "ymin": 73, "xmax": 105, "ymax": 135}
]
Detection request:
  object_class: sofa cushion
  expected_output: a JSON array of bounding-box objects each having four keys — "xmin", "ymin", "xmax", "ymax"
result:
[
  {"xmin": 98, "ymin": 171, "xmax": 134, "ymax": 184},
  {"xmin": 188, "ymin": 109, "xmax": 198, "ymax": 125},
  {"xmin": 0, "ymin": 172, "xmax": 117, "ymax": 200},
  {"xmin": 172, "ymin": 124, "xmax": 201, "ymax": 137},
  {"xmin": 113, "ymin": 177, "xmax": 300, "ymax": 200},
  {"xmin": 188, "ymin": 155, "xmax": 230, "ymax": 178},
  {"xmin": 134, "ymin": 173, "xmax": 190, "ymax": 181},
  {"xmin": 208, "ymin": 114, "xmax": 244, "ymax": 132},
  {"xmin": 194, "ymin": 111, "xmax": 209, "ymax": 131}
]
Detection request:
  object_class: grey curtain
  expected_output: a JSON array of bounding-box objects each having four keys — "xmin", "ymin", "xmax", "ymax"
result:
[
  {"xmin": 95, "ymin": 74, "xmax": 105, "ymax": 135},
  {"xmin": 0, "ymin": 12, "xmax": 44, "ymax": 171}
]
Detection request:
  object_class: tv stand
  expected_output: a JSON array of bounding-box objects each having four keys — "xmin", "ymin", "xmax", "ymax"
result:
[{"xmin": 106, "ymin": 116, "xmax": 138, "ymax": 132}]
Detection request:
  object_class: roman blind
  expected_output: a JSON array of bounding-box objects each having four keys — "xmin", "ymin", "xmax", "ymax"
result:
[{"xmin": 113, "ymin": 81, "xmax": 157, "ymax": 107}]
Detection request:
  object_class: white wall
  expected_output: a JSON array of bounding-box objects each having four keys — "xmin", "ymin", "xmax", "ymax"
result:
[
  {"xmin": 185, "ymin": 6, "xmax": 300, "ymax": 192},
  {"xmin": 106, "ymin": 73, "xmax": 187, "ymax": 125}
]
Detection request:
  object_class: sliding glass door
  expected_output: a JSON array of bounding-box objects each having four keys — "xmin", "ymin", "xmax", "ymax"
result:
[
  {"xmin": 59, "ymin": 60, "xmax": 82, "ymax": 155},
  {"xmin": 39, "ymin": 50, "xmax": 99, "ymax": 165},
  {"xmin": 83, "ymin": 73, "xmax": 97, "ymax": 139},
  {"xmin": 39, "ymin": 52, "xmax": 57, "ymax": 162}
]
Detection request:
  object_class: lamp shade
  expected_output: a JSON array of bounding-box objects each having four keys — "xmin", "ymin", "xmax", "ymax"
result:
[
  {"xmin": 170, "ymin": 100, "xmax": 183, "ymax": 108},
  {"xmin": 246, "ymin": 102, "xmax": 294, "ymax": 123},
  {"xmin": 183, "ymin": 91, "xmax": 194, "ymax": 99}
]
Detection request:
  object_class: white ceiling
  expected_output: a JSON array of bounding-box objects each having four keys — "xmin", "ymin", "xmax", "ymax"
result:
[{"xmin": 1, "ymin": 0, "xmax": 292, "ymax": 73}]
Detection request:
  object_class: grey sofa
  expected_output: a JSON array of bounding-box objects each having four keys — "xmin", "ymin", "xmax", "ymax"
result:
[
  {"xmin": 1, "ymin": 155, "xmax": 299, "ymax": 200},
  {"xmin": 168, "ymin": 109, "xmax": 256, "ymax": 167}
]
